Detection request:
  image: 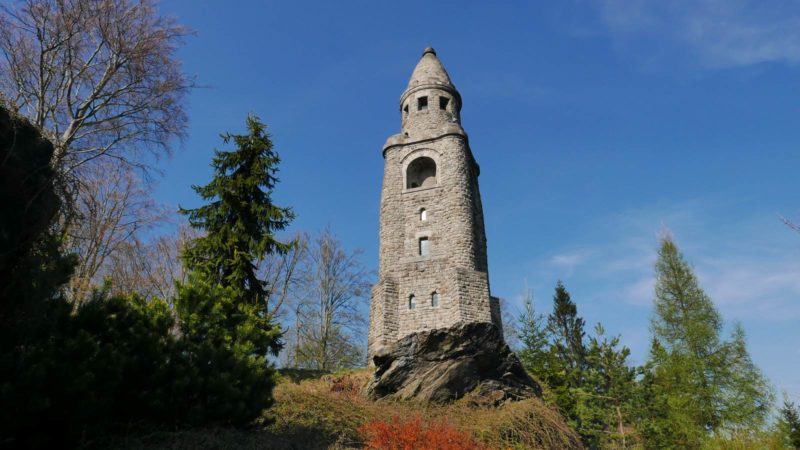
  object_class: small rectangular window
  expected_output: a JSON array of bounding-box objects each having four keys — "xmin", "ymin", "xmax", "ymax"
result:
[
  {"xmin": 403, "ymin": 103, "xmax": 409, "ymax": 115},
  {"xmin": 418, "ymin": 96, "xmax": 428, "ymax": 111},
  {"xmin": 439, "ymin": 97, "xmax": 449, "ymax": 110},
  {"xmin": 419, "ymin": 237, "xmax": 429, "ymax": 256}
]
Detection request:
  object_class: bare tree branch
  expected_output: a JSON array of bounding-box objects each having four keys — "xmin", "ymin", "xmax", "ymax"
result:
[
  {"xmin": 780, "ymin": 214, "xmax": 800, "ymax": 234},
  {"xmin": 255, "ymin": 234, "xmax": 305, "ymax": 319},
  {"xmin": 66, "ymin": 160, "xmax": 167, "ymax": 300},
  {"xmin": 290, "ymin": 229, "xmax": 372, "ymax": 371},
  {"xmin": 1, "ymin": 0, "xmax": 193, "ymax": 299},
  {"xmin": 103, "ymin": 223, "xmax": 197, "ymax": 301},
  {"xmin": 0, "ymin": 0, "xmax": 192, "ymax": 174}
]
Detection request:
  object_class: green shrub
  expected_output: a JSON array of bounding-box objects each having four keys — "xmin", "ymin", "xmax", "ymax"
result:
[{"xmin": 1, "ymin": 292, "xmax": 176, "ymax": 447}]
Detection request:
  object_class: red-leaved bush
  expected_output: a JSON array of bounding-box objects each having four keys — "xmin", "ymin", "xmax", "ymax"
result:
[{"xmin": 359, "ymin": 416, "xmax": 488, "ymax": 450}]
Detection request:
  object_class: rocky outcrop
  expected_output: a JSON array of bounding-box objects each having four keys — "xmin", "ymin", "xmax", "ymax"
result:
[{"xmin": 366, "ymin": 322, "xmax": 541, "ymax": 404}]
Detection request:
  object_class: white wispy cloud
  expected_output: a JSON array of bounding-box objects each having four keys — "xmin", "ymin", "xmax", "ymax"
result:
[
  {"xmin": 697, "ymin": 259, "xmax": 800, "ymax": 321},
  {"xmin": 529, "ymin": 197, "xmax": 800, "ymax": 321},
  {"xmin": 595, "ymin": 0, "xmax": 800, "ymax": 69},
  {"xmin": 549, "ymin": 249, "xmax": 594, "ymax": 269},
  {"xmin": 622, "ymin": 276, "xmax": 655, "ymax": 307}
]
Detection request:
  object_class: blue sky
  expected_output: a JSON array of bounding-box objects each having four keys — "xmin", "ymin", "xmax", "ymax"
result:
[{"xmin": 154, "ymin": 1, "xmax": 800, "ymax": 401}]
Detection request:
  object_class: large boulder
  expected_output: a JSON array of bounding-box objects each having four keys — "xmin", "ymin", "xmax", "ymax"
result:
[{"xmin": 366, "ymin": 322, "xmax": 541, "ymax": 404}]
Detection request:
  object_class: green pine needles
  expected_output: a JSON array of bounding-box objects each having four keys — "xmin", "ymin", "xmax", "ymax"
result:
[
  {"xmin": 181, "ymin": 114, "xmax": 295, "ymax": 306},
  {"xmin": 640, "ymin": 236, "xmax": 773, "ymax": 448}
]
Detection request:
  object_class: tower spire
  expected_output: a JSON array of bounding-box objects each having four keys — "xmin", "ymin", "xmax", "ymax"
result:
[
  {"xmin": 396, "ymin": 47, "xmax": 463, "ymax": 141},
  {"xmin": 406, "ymin": 47, "xmax": 455, "ymax": 91}
]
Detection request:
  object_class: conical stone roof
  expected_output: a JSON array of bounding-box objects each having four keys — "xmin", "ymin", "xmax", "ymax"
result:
[{"xmin": 406, "ymin": 47, "xmax": 455, "ymax": 90}]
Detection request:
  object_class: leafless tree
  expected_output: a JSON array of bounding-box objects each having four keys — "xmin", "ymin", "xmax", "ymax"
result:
[
  {"xmin": 292, "ymin": 229, "xmax": 372, "ymax": 371},
  {"xmin": 256, "ymin": 233, "xmax": 305, "ymax": 319},
  {"xmin": 0, "ymin": 0, "xmax": 191, "ymax": 174},
  {"xmin": 67, "ymin": 161, "xmax": 166, "ymax": 300},
  {"xmin": 103, "ymin": 223, "xmax": 196, "ymax": 300},
  {"xmin": 0, "ymin": 0, "xmax": 192, "ymax": 296},
  {"xmin": 499, "ymin": 296, "xmax": 521, "ymax": 349}
]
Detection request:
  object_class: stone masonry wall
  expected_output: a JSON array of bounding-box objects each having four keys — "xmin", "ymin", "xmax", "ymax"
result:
[{"xmin": 368, "ymin": 58, "xmax": 501, "ymax": 360}]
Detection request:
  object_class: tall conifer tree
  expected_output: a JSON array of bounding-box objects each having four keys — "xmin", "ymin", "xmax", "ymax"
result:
[
  {"xmin": 641, "ymin": 236, "xmax": 772, "ymax": 448},
  {"xmin": 544, "ymin": 281, "xmax": 588, "ymax": 437},
  {"xmin": 779, "ymin": 397, "xmax": 800, "ymax": 449},
  {"xmin": 180, "ymin": 115, "xmax": 295, "ymax": 306},
  {"xmin": 517, "ymin": 288, "xmax": 550, "ymax": 377},
  {"xmin": 580, "ymin": 324, "xmax": 638, "ymax": 449},
  {"xmin": 547, "ymin": 281, "xmax": 587, "ymax": 385}
]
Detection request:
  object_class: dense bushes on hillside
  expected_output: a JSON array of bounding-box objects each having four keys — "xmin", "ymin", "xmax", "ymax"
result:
[{"xmin": 0, "ymin": 110, "xmax": 287, "ymax": 447}]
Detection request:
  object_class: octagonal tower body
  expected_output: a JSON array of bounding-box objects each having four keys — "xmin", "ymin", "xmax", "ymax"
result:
[{"xmin": 368, "ymin": 48, "xmax": 502, "ymax": 360}]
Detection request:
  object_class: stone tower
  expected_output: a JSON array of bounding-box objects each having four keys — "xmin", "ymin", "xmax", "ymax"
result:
[{"xmin": 368, "ymin": 48, "xmax": 502, "ymax": 360}]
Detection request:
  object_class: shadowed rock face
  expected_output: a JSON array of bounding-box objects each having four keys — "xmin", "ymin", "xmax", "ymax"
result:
[{"xmin": 366, "ymin": 322, "xmax": 541, "ymax": 404}]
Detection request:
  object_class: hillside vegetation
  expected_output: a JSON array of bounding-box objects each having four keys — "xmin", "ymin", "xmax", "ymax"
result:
[{"xmin": 108, "ymin": 369, "xmax": 582, "ymax": 450}]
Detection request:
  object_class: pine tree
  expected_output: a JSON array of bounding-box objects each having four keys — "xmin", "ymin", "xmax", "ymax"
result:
[
  {"xmin": 517, "ymin": 287, "xmax": 550, "ymax": 377},
  {"xmin": 171, "ymin": 115, "xmax": 293, "ymax": 422},
  {"xmin": 641, "ymin": 236, "xmax": 772, "ymax": 448},
  {"xmin": 180, "ymin": 114, "xmax": 295, "ymax": 307},
  {"xmin": 579, "ymin": 324, "xmax": 638, "ymax": 449},
  {"xmin": 547, "ymin": 280, "xmax": 587, "ymax": 388},
  {"xmin": 545, "ymin": 281, "xmax": 588, "ymax": 437},
  {"xmin": 779, "ymin": 397, "xmax": 800, "ymax": 449}
]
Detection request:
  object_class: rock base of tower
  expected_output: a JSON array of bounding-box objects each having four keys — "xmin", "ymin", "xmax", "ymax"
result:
[{"xmin": 365, "ymin": 322, "xmax": 541, "ymax": 404}]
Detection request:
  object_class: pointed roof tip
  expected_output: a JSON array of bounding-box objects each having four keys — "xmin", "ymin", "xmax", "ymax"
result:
[{"xmin": 405, "ymin": 46, "xmax": 455, "ymax": 92}]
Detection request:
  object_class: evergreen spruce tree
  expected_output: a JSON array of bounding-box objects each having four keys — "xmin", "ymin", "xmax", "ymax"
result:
[
  {"xmin": 640, "ymin": 236, "xmax": 772, "ymax": 448},
  {"xmin": 181, "ymin": 114, "xmax": 295, "ymax": 307},
  {"xmin": 173, "ymin": 115, "xmax": 293, "ymax": 422},
  {"xmin": 547, "ymin": 281, "xmax": 587, "ymax": 379},
  {"xmin": 779, "ymin": 397, "xmax": 800, "ymax": 449},
  {"xmin": 519, "ymin": 279, "xmax": 640, "ymax": 448},
  {"xmin": 545, "ymin": 281, "xmax": 588, "ymax": 438},
  {"xmin": 579, "ymin": 324, "xmax": 638, "ymax": 449},
  {"xmin": 517, "ymin": 288, "xmax": 550, "ymax": 377}
]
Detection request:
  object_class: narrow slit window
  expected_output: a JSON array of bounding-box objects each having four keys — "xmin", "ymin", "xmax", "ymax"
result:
[
  {"xmin": 403, "ymin": 103, "xmax": 409, "ymax": 115},
  {"xmin": 431, "ymin": 292, "xmax": 439, "ymax": 307},
  {"xmin": 420, "ymin": 208, "xmax": 427, "ymax": 221},
  {"xmin": 439, "ymin": 97, "xmax": 449, "ymax": 110},
  {"xmin": 419, "ymin": 237, "xmax": 429, "ymax": 256},
  {"xmin": 409, "ymin": 295, "xmax": 417, "ymax": 310},
  {"xmin": 418, "ymin": 96, "xmax": 428, "ymax": 111}
]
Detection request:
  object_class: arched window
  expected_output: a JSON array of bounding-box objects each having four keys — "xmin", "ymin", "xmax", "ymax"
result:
[
  {"xmin": 420, "ymin": 208, "xmax": 427, "ymax": 221},
  {"xmin": 406, "ymin": 157, "xmax": 437, "ymax": 189},
  {"xmin": 409, "ymin": 295, "xmax": 417, "ymax": 310},
  {"xmin": 431, "ymin": 292, "xmax": 439, "ymax": 307}
]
